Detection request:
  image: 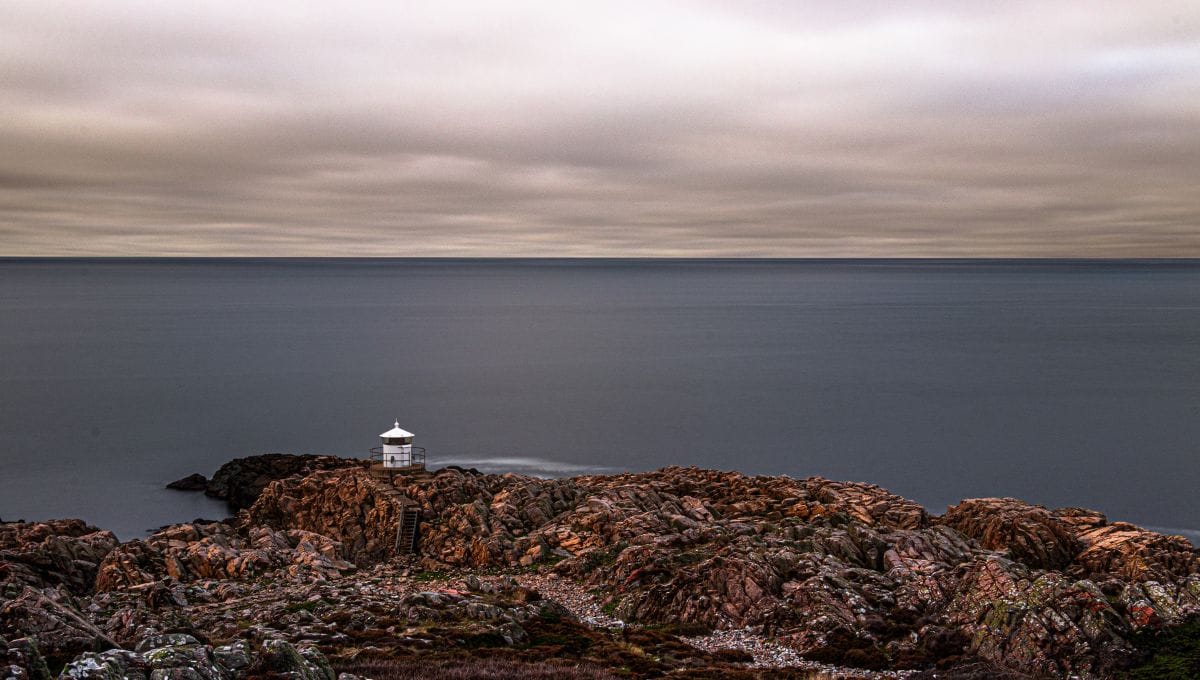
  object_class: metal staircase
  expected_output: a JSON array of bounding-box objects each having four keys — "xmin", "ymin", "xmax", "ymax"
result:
[
  {"xmin": 395, "ymin": 506, "xmax": 421, "ymax": 554},
  {"xmin": 365, "ymin": 461, "xmax": 426, "ymax": 555}
]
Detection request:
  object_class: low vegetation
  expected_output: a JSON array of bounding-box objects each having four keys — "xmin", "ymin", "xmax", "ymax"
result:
[
  {"xmin": 337, "ymin": 658, "xmax": 619, "ymax": 680},
  {"xmin": 1120, "ymin": 619, "xmax": 1200, "ymax": 680}
]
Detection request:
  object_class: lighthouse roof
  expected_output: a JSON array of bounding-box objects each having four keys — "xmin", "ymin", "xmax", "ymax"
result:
[{"xmin": 379, "ymin": 421, "xmax": 414, "ymax": 438}]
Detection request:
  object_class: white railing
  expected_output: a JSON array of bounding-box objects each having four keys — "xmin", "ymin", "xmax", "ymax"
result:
[{"xmin": 368, "ymin": 446, "xmax": 426, "ymax": 468}]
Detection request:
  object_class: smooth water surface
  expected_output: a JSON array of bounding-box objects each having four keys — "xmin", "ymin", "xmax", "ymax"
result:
[{"xmin": 1, "ymin": 259, "xmax": 1198, "ymax": 540}]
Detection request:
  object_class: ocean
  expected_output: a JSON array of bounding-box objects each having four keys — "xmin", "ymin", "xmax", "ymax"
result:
[{"xmin": 1, "ymin": 258, "xmax": 1198, "ymax": 541}]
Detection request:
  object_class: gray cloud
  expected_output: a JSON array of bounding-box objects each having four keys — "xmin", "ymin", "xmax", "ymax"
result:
[{"xmin": 1, "ymin": 0, "xmax": 1198, "ymax": 256}]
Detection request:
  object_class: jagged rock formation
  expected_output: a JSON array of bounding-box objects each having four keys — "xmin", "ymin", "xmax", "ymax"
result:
[
  {"xmin": 94, "ymin": 523, "xmax": 355, "ymax": 592},
  {"xmin": 0, "ymin": 520, "xmax": 119, "ymax": 595},
  {"xmin": 55, "ymin": 634, "xmax": 333, "ymax": 680},
  {"xmin": 3, "ymin": 459, "xmax": 1199, "ymax": 679},
  {"xmin": 235, "ymin": 465, "xmax": 1200, "ymax": 677},
  {"xmin": 938, "ymin": 498, "xmax": 1082, "ymax": 570},
  {"xmin": 243, "ymin": 470, "xmax": 407, "ymax": 563},
  {"xmin": 2, "ymin": 634, "xmax": 53, "ymax": 680},
  {"xmin": 0, "ymin": 587, "xmax": 121, "ymax": 670},
  {"xmin": 204, "ymin": 454, "xmax": 362, "ymax": 510}
]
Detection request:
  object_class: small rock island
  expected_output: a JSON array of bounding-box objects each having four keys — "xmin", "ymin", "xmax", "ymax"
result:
[{"xmin": 3, "ymin": 455, "xmax": 1199, "ymax": 679}]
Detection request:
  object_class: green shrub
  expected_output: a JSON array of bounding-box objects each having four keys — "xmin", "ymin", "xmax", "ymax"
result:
[
  {"xmin": 1121, "ymin": 619, "xmax": 1200, "ymax": 679},
  {"xmin": 282, "ymin": 599, "xmax": 325, "ymax": 613}
]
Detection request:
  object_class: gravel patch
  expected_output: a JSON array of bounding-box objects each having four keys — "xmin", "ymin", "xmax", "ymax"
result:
[
  {"xmin": 517, "ymin": 573, "xmax": 625, "ymax": 628},
  {"xmin": 513, "ymin": 573, "xmax": 914, "ymax": 678},
  {"xmin": 681, "ymin": 627, "xmax": 914, "ymax": 678}
]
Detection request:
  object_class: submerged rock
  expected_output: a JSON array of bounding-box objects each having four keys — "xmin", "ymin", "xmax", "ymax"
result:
[{"xmin": 165, "ymin": 474, "xmax": 208, "ymax": 492}]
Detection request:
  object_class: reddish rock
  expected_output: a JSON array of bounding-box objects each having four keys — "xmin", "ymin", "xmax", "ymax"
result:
[
  {"xmin": 243, "ymin": 468, "xmax": 411, "ymax": 563},
  {"xmin": 225, "ymin": 463, "xmax": 1200, "ymax": 676},
  {"xmin": 13, "ymin": 458, "xmax": 1200, "ymax": 679},
  {"xmin": 1071, "ymin": 521, "xmax": 1199, "ymax": 582},
  {"xmin": 95, "ymin": 521, "xmax": 354, "ymax": 592},
  {"xmin": 0, "ymin": 519, "xmax": 119, "ymax": 594},
  {"xmin": 806, "ymin": 477, "xmax": 930, "ymax": 530},
  {"xmin": 939, "ymin": 498, "xmax": 1082, "ymax": 570},
  {"xmin": 205, "ymin": 453, "xmax": 363, "ymax": 510},
  {"xmin": 941, "ymin": 555, "xmax": 1135, "ymax": 678},
  {"xmin": 0, "ymin": 586, "xmax": 119, "ymax": 668}
]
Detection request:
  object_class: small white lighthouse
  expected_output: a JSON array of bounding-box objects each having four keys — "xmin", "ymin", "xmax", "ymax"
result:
[{"xmin": 378, "ymin": 421, "xmax": 416, "ymax": 468}]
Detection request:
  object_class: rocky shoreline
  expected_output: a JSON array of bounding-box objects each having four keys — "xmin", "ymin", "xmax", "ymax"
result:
[{"xmin": 3, "ymin": 455, "xmax": 1199, "ymax": 679}]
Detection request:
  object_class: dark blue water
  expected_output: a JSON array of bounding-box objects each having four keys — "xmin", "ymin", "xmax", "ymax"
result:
[{"xmin": 2, "ymin": 259, "xmax": 1198, "ymax": 540}]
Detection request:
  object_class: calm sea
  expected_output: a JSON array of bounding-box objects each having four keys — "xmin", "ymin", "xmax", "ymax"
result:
[{"xmin": 1, "ymin": 259, "xmax": 1198, "ymax": 541}]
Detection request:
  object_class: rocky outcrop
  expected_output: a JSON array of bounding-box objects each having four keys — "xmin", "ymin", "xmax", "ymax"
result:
[
  {"xmin": 1073, "ymin": 521, "xmax": 1199, "ymax": 583},
  {"xmin": 1, "ymin": 635, "xmax": 51, "ymax": 680},
  {"xmin": 940, "ymin": 556, "xmax": 1134, "ymax": 677},
  {"xmin": 94, "ymin": 521, "xmax": 354, "ymax": 592},
  {"xmin": 228, "ymin": 465, "xmax": 1200, "ymax": 676},
  {"xmin": 1, "ymin": 592, "xmax": 335, "ymax": 680},
  {"xmin": 56, "ymin": 634, "xmax": 331, "ymax": 680},
  {"xmin": 165, "ymin": 473, "xmax": 208, "ymax": 491},
  {"xmin": 941, "ymin": 500, "xmax": 1200, "ymax": 585},
  {"xmin": 6, "ymin": 460, "xmax": 1200, "ymax": 679},
  {"xmin": 0, "ymin": 521, "xmax": 118, "ymax": 594},
  {"xmin": 248, "ymin": 639, "xmax": 335, "ymax": 680},
  {"xmin": 0, "ymin": 586, "xmax": 118, "ymax": 670},
  {"xmin": 237, "ymin": 466, "xmax": 932, "ymax": 572},
  {"xmin": 939, "ymin": 498, "xmax": 1082, "ymax": 570},
  {"xmin": 242, "ymin": 469, "xmax": 409, "ymax": 563},
  {"xmin": 389, "ymin": 466, "xmax": 922, "ymax": 568},
  {"xmin": 205, "ymin": 454, "xmax": 362, "ymax": 510}
]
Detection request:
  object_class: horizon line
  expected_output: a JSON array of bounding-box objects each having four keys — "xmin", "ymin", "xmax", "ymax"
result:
[{"xmin": 3, "ymin": 256, "xmax": 1200, "ymax": 264}]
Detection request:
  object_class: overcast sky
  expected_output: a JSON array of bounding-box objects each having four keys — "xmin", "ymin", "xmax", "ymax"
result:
[{"xmin": 1, "ymin": 1, "xmax": 1198, "ymax": 257}]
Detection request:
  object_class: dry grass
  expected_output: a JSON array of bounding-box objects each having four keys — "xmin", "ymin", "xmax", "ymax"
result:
[{"xmin": 337, "ymin": 657, "xmax": 620, "ymax": 680}]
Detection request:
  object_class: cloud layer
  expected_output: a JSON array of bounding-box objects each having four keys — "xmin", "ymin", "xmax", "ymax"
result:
[{"xmin": 1, "ymin": 1, "xmax": 1198, "ymax": 256}]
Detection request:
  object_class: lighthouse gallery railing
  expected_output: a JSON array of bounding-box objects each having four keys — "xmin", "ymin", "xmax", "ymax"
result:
[{"xmin": 368, "ymin": 446, "xmax": 426, "ymax": 469}]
